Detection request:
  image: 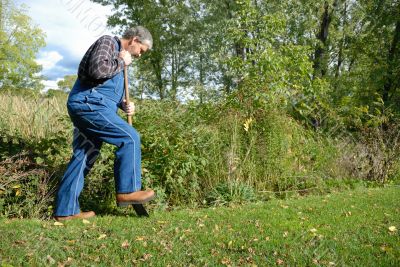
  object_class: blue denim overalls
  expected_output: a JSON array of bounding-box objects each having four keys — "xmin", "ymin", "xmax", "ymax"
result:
[{"xmin": 55, "ymin": 39, "xmax": 141, "ymax": 216}]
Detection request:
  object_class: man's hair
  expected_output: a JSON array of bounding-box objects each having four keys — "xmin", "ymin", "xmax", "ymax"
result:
[{"xmin": 122, "ymin": 26, "xmax": 153, "ymax": 50}]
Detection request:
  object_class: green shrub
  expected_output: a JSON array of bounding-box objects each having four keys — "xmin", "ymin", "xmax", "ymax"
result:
[
  {"xmin": 1, "ymin": 91, "xmax": 398, "ymax": 219},
  {"xmin": 0, "ymin": 154, "xmax": 57, "ymax": 219}
]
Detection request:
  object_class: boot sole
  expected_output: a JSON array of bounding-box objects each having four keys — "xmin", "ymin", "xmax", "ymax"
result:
[{"xmin": 116, "ymin": 194, "xmax": 156, "ymax": 207}]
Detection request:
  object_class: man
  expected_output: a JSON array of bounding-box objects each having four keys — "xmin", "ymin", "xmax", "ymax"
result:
[{"xmin": 54, "ymin": 26, "xmax": 155, "ymax": 221}]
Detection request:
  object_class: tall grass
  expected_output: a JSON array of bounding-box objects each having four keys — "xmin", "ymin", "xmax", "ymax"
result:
[
  {"xmin": 0, "ymin": 91, "xmax": 398, "ymax": 218},
  {"xmin": 0, "ymin": 93, "xmax": 69, "ymax": 140},
  {"xmin": 0, "ymin": 91, "xmax": 71, "ymax": 218},
  {"xmin": 200, "ymin": 108, "xmax": 335, "ymax": 204}
]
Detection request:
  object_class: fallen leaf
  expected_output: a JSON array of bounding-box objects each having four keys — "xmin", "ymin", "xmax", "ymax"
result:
[
  {"xmin": 276, "ymin": 258, "xmax": 284, "ymax": 265},
  {"xmin": 388, "ymin": 226, "xmax": 397, "ymax": 232},
  {"xmin": 310, "ymin": 228, "xmax": 317, "ymax": 233},
  {"xmin": 283, "ymin": 231, "xmax": 288, "ymax": 237},
  {"xmin": 136, "ymin": 236, "xmax": 145, "ymax": 241},
  {"xmin": 221, "ymin": 257, "xmax": 232, "ymax": 265},
  {"xmin": 15, "ymin": 189, "xmax": 21, "ymax": 196},
  {"xmin": 58, "ymin": 257, "xmax": 73, "ymax": 267},
  {"xmin": 98, "ymin": 234, "xmax": 107, "ymax": 240},
  {"xmin": 346, "ymin": 211, "xmax": 352, "ymax": 216},
  {"xmin": 121, "ymin": 240, "xmax": 129, "ymax": 249},
  {"xmin": 380, "ymin": 245, "xmax": 392, "ymax": 252},
  {"xmin": 141, "ymin": 253, "xmax": 152, "ymax": 261},
  {"xmin": 82, "ymin": 219, "xmax": 90, "ymax": 224},
  {"xmin": 47, "ymin": 255, "xmax": 56, "ymax": 265},
  {"xmin": 53, "ymin": 222, "xmax": 64, "ymax": 226},
  {"xmin": 248, "ymin": 247, "xmax": 255, "ymax": 254},
  {"xmin": 211, "ymin": 248, "xmax": 219, "ymax": 256}
]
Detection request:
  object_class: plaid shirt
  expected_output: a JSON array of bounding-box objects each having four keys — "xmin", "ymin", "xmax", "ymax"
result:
[{"xmin": 78, "ymin": 35, "xmax": 125, "ymax": 86}]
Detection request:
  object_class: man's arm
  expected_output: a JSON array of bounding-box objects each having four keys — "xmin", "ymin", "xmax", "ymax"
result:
[{"xmin": 87, "ymin": 36, "xmax": 125, "ymax": 80}]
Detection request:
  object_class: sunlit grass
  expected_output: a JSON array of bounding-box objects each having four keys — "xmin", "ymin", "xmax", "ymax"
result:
[
  {"xmin": 1, "ymin": 186, "xmax": 398, "ymax": 266},
  {"xmin": 0, "ymin": 93, "xmax": 68, "ymax": 140}
]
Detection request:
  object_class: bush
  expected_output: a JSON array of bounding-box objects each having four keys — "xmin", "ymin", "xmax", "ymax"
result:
[
  {"xmin": 0, "ymin": 153, "xmax": 57, "ymax": 219},
  {"xmin": 1, "ymin": 91, "xmax": 398, "ymax": 219}
]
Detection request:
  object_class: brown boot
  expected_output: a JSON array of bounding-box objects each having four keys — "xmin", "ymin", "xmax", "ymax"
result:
[
  {"xmin": 116, "ymin": 189, "xmax": 155, "ymax": 207},
  {"xmin": 54, "ymin": 211, "xmax": 95, "ymax": 221}
]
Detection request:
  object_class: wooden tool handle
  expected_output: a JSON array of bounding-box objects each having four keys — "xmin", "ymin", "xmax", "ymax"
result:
[{"xmin": 123, "ymin": 65, "xmax": 132, "ymax": 126}]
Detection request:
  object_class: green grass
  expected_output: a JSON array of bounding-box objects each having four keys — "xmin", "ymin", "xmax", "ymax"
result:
[{"xmin": 0, "ymin": 186, "xmax": 399, "ymax": 266}]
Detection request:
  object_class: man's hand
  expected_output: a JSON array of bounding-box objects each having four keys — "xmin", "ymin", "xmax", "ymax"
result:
[
  {"xmin": 122, "ymin": 99, "xmax": 135, "ymax": 115},
  {"xmin": 119, "ymin": 50, "xmax": 132, "ymax": 66}
]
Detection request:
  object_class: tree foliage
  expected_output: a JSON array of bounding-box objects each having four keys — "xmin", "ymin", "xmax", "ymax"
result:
[
  {"xmin": 104, "ymin": 0, "xmax": 397, "ymax": 128},
  {"xmin": 0, "ymin": 0, "xmax": 46, "ymax": 90},
  {"xmin": 57, "ymin": 74, "xmax": 77, "ymax": 92}
]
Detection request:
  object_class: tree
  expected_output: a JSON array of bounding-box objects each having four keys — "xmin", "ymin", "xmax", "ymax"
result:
[
  {"xmin": 329, "ymin": 0, "xmax": 400, "ymax": 112},
  {"xmin": 93, "ymin": 0, "xmax": 229, "ymax": 100},
  {"xmin": 91, "ymin": 0, "xmax": 400, "ymax": 119},
  {"xmin": 0, "ymin": 0, "xmax": 46, "ymax": 90},
  {"xmin": 57, "ymin": 74, "xmax": 77, "ymax": 92},
  {"xmin": 95, "ymin": 0, "xmax": 189, "ymax": 100},
  {"xmin": 312, "ymin": 0, "xmax": 340, "ymax": 78}
]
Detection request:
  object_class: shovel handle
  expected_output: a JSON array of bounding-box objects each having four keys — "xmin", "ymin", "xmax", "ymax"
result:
[{"xmin": 123, "ymin": 65, "xmax": 132, "ymax": 126}]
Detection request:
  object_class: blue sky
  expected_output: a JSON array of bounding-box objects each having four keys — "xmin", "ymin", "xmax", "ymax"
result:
[{"xmin": 16, "ymin": 0, "xmax": 116, "ymax": 90}]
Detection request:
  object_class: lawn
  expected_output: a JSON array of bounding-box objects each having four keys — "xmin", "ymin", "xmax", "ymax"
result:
[{"xmin": 0, "ymin": 186, "xmax": 399, "ymax": 266}]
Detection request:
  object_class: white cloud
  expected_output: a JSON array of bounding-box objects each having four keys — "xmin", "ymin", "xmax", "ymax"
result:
[
  {"xmin": 41, "ymin": 78, "xmax": 63, "ymax": 93},
  {"xmin": 36, "ymin": 51, "xmax": 63, "ymax": 71},
  {"xmin": 16, "ymin": 0, "xmax": 116, "ymax": 84},
  {"xmin": 20, "ymin": 0, "xmax": 115, "ymax": 58}
]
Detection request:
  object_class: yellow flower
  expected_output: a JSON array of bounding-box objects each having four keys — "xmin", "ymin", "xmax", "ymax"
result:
[{"xmin": 243, "ymin": 117, "xmax": 254, "ymax": 132}]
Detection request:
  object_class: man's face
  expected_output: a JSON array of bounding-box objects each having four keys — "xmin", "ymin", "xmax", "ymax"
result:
[{"xmin": 127, "ymin": 37, "xmax": 149, "ymax": 58}]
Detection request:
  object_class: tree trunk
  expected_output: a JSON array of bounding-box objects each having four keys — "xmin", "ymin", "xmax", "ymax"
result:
[
  {"xmin": 335, "ymin": 1, "xmax": 347, "ymax": 78},
  {"xmin": 313, "ymin": 0, "xmax": 339, "ymax": 78},
  {"xmin": 152, "ymin": 59, "xmax": 164, "ymax": 99},
  {"xmin": 382, "ymin": 19, "xmax": 400, "ymax": 104},
  {"xmin": 199, "ymin": 53, "xmax": 204, "ymax": 103}
]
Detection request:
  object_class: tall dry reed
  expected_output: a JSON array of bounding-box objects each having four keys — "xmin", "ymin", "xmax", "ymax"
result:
[{"xmin": 0, "ymin": 93, "xmax": 68, "ymax": 140}]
